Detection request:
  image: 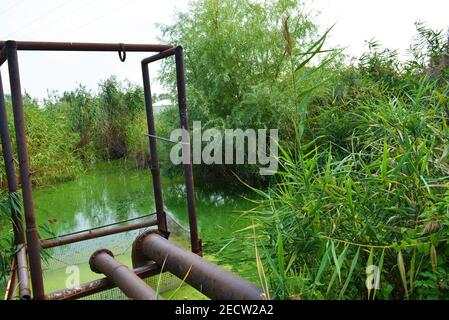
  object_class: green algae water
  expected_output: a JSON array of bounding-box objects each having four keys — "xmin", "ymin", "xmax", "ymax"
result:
[{"xmin": 27, "ymin": 160, "xmax": 258, "ymax": 299}]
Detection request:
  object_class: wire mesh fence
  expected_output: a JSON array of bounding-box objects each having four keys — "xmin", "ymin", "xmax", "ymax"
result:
[
  {"xmin": 38, "ymin": 213, "xmax": 202, "ymax": 300},
  {"xmin": 78, "ymin": 272, "xmax": 185, "ymax": 300}
]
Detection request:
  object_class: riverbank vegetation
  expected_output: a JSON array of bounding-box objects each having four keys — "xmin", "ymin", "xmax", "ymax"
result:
[
  {"xmin": 159, "ymin": 0, "xmax": 449, "ymax": 299},
  {"xmin": 157, "ymin": 0, "xmax": 330, "ymax": 184},
  {"xmin": 248, "ymin": 24, "xmax": 449, "ymax": 299},
  {"xmin": 1, "ymin": 0, "xmax": 448, "ymax": 299}
]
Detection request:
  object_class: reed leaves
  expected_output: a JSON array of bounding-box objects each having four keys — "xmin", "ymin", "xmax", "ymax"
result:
[{"xmin": 249, "ymin": 22, "xmax": 449, "ymax": 300}]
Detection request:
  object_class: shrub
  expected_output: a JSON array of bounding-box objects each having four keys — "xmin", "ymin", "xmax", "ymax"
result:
[
  {"xmin": 251, "ymin": 26, "xmax": 449, "ymax": 299},
  {"xmin": 157, "ymin": 0, "xmax": 333, "ymax": 185},
  {"xmin": 62, "ymin": 77, "xmax": 146, "ymax": 161}
]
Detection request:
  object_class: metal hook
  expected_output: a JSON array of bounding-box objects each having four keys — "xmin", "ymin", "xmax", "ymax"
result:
[{"xmin": 118, "ymin": 43, "xmax": 126, "ymax": 62}]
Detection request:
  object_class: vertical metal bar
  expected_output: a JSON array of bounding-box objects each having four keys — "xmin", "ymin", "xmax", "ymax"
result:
[
  {"xmin": 0, "ymin": 46, "xmax": 6, "ymax": 66},
  {"xmin": 16, "ymin": 245, "xmax": 31, "ymax": 299},
  {"xmin": 4, "ymin": 256, "xmax": 17, "ymax": 300},
  {"xmin": 5, "ymin": 41, "xmax": 45, "ymax": 300},
  {"xmin": 0, "ymin": 71, "xmax": 25, "ymax": 245},
  {"xmin": 174, "ymin": 46, "xmax": 201, "ymax": 255},
  {"xmin": 0, "ymin": 66, "xmax": 31, "ymax": 300},
  {"xmin": 141, "ymin": 62, "xmax": 167, "ymax": 233}
]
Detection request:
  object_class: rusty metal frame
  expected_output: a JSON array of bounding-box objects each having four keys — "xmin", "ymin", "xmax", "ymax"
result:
[
  {"xmin": 141, "ymin": 46, "xmax": 201, "ymax": 255},
  {"xmin": 0, "ymin": 41, "xmax": 172, "ymax": 52},
  {"xmin": 0, "ymin": 69, "xmax": 31, "ymax": 300},
  {"xmin": 1, "ymin": 40, "xmax": 45, "ymax": 299},
  {"xmin": 0, "ymin": 71, "xmax": 25, "ymax": 246},
  {"xmin": 0, "ymin": 40, "xmax": 202, "ymax": 300}
]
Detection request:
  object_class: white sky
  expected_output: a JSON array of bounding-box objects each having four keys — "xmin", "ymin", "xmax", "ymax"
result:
[{"xmin": 0, "ymin": 0, "xmax": 448, "ymax": 100}]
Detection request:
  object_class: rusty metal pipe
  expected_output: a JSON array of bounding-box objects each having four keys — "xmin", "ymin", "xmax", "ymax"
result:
[
  {"xmin": 46, "ymin": 264, "xmax": 161, "ymax": 300},
  {"xmin": 0, "ymin": 41, "xmax": 172, "ymax": 52},
  {"xmin": 174, "ymin": 46, "xmax": 201, "ymax": 255},
  {"xmin": 0, "ymin": 71, "xmax": 25, "ymax": 246},
  {"xmin": 4, "ymin": 257, "xmax": 18, "ymax": 300},
  {"xmin": 41, "ymin": 218, "xmax": 158, "ymax": 249},
  {"xmin": 6, "ymin": 40, "xmax": 45, "ymax": 300},
  {"xmin": 16, "ymin": 245, "xmax": 31, "ymax": 299},
  {"xmin": 89, "ymin": 249, "xmax": 160, "ymax": 300},
  {"xmin": 141, "ymin": 47, "xmax": 176, "ymax": 65},
  {"xmin": 7, "ymin": 271, "xmax": 19, "ymax": 300},
  {"xmin": 141, "ymin": 62, "xmax": 167, "ymax": 233},
  {"xmin": 139, "ymin": 233, "xmax": 264, "ymax": 300}
]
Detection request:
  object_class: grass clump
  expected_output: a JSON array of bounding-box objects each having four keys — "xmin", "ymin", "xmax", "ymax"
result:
[{"xmin": 250, "ymin": 24, "xmax": 449, "ymax": 300}]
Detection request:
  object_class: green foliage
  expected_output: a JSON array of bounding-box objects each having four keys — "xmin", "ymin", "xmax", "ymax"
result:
[
  {"xmin": 408, "ymin": 21, "xmax": 449, "ymax": 76},
  {"xmin": 0, "ymin": 0, "xmax": 447, "ymax": 301},
  {"xmin": 0, "ymin": 94, "xmax": 83, "ymax": 187},
  {"xmin": 250, "ymin": 24, "xmax": 449, "ymax": 299},
  {"xmin": 0, "ymin": 191, "xmax": 19, "ymax": 283},
  {"xmin": 158, "ymin": 0, "xmax": 333, "ymax": 185},
  {"xmin": 0, "ymin": 77, "xmax": 148, "ymax": 284},
  {"xmin": 61, "ymin": 85, "xmax": 98, "ymax": 162},
  {"xmin": 0, "ymin": 77, "xmax": 148, "ymax": 191},
  {"xmin": 95, "ymin": 78, "xmax": 144, "ymax": 159},
  {"xmin": 62, "ymin": 77, "xmax": 145, "ymax": 161},
  {"xmin": 25, "ymin": 97, "xmax": 83, "ymax": 186}
]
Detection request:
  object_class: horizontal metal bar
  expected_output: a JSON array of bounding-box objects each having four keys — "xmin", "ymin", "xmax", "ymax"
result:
[
  {"xmin": 144, "ymin": 133, "xmax": 189, "ymax": 145},
  {"xmin": 0, "ymin": 41, "xmax": 173, "ymax": 52},
  {"xmin": 46, "ymin": 264, "xmax": 161, "ymax": 300},
  {"xmin": 89, "ymin": 249, "xmax": 160, "ymax": 300},
  {"xmin": 141, "ymin": 47, "xmax": 176, "ymax": 65},
  {"xmin": 41, "ymin": 212, "xmax": 156, "ymax": 242},
  {"xmin": 41, "ymin": 219, "xmax": 158, "ymax": 249}
]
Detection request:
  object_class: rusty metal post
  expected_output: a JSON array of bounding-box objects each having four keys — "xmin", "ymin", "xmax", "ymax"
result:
[
  {"xmin": 0, "ymin": 71, "xmax": 26, "ymax": 246},
  {"xmin": 5, "ymin": 40, "xmax": 45, "ymax": 300},
  {"xmin": 141, "ymin": 62, "xmax": 167, "ymax": 233},
  {"xmin": 174, "ymin": 46, "xmax": 201, "ymax": 255},
  {"xmin": 4, "ymin": 257, "xmax": 18, "ymax": 300},
  {"xmin": 1, "ymin": 71, "xmax": 30, "ymax": 300},
  {"xmin": 89, "ymin": 249, "xmax": 160, "ymax": 300},
  {"xmin": 138, "ymin": 232, "xmax": 264, "ymax": 300}
]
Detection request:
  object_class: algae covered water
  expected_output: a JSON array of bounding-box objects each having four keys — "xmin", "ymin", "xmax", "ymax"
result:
[{"xmin": 30, "ymin": 160, "xmax": 258, "ymax": 299}]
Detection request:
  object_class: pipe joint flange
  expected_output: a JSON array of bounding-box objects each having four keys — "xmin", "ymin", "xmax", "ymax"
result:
[
  {"xmin": 134, "ymin": 230, "xmax": 170, "ymax": 252},
  {"xmin": 132, "ymin": 230, "xmax": 170, "ymax": 268},
  {"xmin": 89, "ymin": 249, "xmax": 114, "ymax": 273}
]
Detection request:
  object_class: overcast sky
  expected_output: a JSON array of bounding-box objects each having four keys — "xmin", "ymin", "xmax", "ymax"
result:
[{"xmin": 0, "ymin": 0, "xmax": 448, "ymax": 100}]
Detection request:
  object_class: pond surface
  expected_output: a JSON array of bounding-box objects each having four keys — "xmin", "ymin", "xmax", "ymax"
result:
[{"xmin": 30, "ymin": 160, "xmax": 258, "ymax": 299}]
